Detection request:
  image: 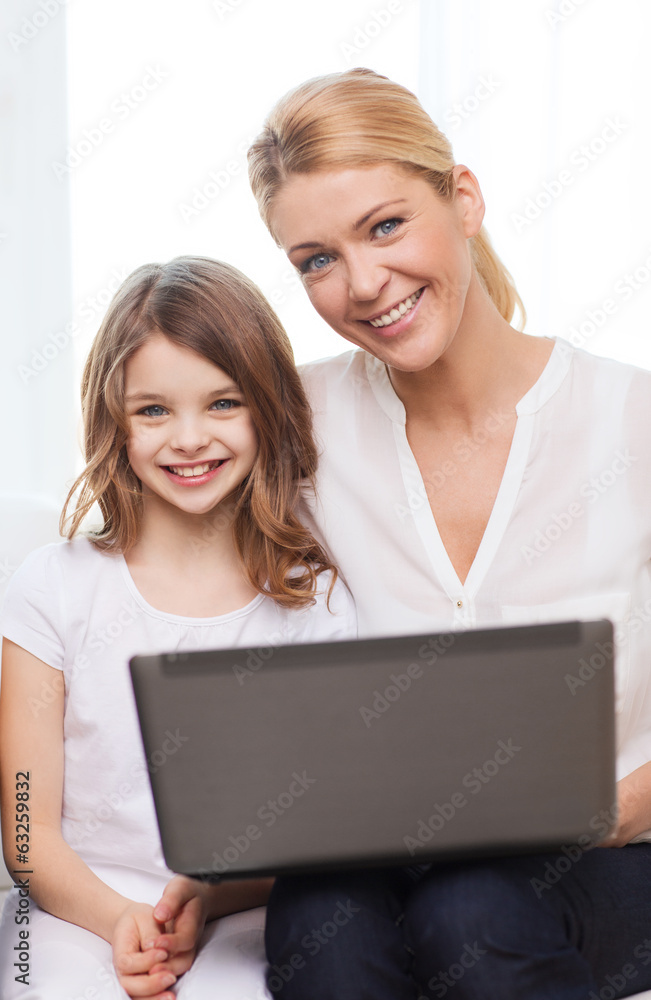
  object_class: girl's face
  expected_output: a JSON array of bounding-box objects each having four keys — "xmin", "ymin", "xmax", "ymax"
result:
[
  {"xmin": 269, "ymin": 162, "xmax": 485, "ymax": 372},
  {"xmin": 124, "ymin": 335, "xmax": 258, "ymax": 516}
]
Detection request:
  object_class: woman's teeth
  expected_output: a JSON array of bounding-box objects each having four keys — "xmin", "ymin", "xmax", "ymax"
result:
[
  {"xmin": 369, "ymin": 288, "xmax": 423, "ymax": 328},
  {"xmin": 168, "ymin": 462, "xmax": 220, "ymax": 477}
]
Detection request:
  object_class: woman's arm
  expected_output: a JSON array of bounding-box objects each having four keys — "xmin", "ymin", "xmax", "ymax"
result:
[
  {"xmin": 0, "ymin": 639, "xmax": 176, "ymax": 998},
  {"xmin": 601, "ymin": 761, "xmax": 651, "ymax": 847}
]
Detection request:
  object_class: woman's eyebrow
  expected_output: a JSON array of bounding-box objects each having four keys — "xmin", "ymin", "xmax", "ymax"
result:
[
  {"xmin": 288, "ymin": 199, "xmax": 409, "ymax": 255},
  {"xmin": 353, "ymin": 199, "xmax": 408, "ymax": 230},
  {"xmin": 289, "ymin": 240, "xmax": 321, "ymax": 255}
]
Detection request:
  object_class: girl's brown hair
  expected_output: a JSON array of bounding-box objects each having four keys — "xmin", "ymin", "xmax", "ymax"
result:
[
  {"xmin": 61, "ymin": 256, "xmax": 336, "ymax": 608},
  {"xmin": 248, "ymin": 67, "xmax": 525, "ymax": 328}
]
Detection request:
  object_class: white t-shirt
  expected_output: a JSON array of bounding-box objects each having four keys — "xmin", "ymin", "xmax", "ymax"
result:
[
  {"xmin": 301, "ymin": 338, "xmax": 651, "ymax": 786},
  {"xmin": 0, "ymin": 537, "xmax": 356, "ymax": 884}
]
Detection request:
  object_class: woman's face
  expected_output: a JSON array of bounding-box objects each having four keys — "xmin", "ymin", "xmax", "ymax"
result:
[{"xmin": 269, "ymin": 163, "xmax": 485, "ymax": 372}]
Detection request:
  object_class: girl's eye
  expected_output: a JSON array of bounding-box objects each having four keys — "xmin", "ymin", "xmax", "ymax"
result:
[
  {"xmin": 372, "ymin": 218, "xmax": 401, "ymax": 238},
  {"xmin": 139, "ymin": 404, "xmax": 166, "ymax": 417},
  {"xmin": 211, "ymin": 399, "xmax": 241, "ymax": 411},
  {"xmin": 300, "ymin": 252, "xmax": 333, "ymax": 274}
]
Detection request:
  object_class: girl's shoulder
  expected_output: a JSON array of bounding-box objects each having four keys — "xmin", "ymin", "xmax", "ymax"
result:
[
  {"xmin": 4, "ymin": 535, "xmax": 116, "ymax": 606},
  {"xmin": 11, "ymin": 534, "xmax": 108, "ymax": 578},
  {"xmin": 0, "ymin": 538, "xmax": 117, "ymax": 671}
]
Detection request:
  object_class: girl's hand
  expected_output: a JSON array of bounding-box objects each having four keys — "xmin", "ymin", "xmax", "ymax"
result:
[
  {"xmin": 600, "ymin": 761, "xmax": 651, "ymax": 847},
  {"xmin": 111, "ymin": 900, "xmax": 178, "ymax": 998},
  {"xmin": 147, "ymin": 875, "xmax": 210, "ymax": 977}
]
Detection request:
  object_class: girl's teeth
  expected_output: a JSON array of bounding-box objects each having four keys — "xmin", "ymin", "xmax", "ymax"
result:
[
  {"xmin": 369, "ymin": 289, "xmax": 423, "ymax": 328},
  {"xmin": 168, "ymin": 463, "xmax": 216, "ymax": 477}
]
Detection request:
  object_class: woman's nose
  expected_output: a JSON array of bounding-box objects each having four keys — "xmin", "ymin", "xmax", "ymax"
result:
[{"xmin": 346, "ymin": 251, "xmax": 390, "ymax": 303}]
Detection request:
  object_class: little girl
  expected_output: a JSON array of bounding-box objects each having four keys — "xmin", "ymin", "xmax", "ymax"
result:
[{"xmin": 0, "ymin": 256, "xmax": 356, "ymax": 999}]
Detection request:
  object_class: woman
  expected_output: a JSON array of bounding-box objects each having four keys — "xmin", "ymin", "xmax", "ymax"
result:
[{"xmin": 243, "ymin": 68, "xmax": 651, "ymax": 999}]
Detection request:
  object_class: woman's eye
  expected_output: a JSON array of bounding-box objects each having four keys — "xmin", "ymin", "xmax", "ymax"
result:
[
  {"xmin": 301, "ymin": 253, "xmax": 333, "ymax": 274},
  {"xmin": 373, "ymin": 218, "xmax": 401, "ymax": 238},
  {"xmin": 139, "ymin": 404, "xmax": 166, "ymax": 417}
]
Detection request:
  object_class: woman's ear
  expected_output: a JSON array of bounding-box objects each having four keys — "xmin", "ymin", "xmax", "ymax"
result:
[{"xmin": 451, "ymin": 164, "xmax": 485, "ymax": 238}]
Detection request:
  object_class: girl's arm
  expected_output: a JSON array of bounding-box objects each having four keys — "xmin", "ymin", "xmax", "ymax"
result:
[
  {"xmin": 0, "ymin": 639, "xmax": 176, "ymax": 999},
  {"xmin": 145, "ymin": 874, "xmax": 274, "ymax": 978}
]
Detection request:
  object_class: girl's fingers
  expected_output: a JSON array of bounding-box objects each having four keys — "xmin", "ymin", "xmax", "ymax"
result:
[
  {"xmin": 115, "ymin": 948, "xmax": 169, "ymax": 976},
  {"xmin": 150, "ymin": 948, "xmax": 197, "ymax": 977},
  {"xmin": 153, "ymin": 875, "xmax": 198, "ymax": 923},
  {"xmin": 117, "ymin": 968, "xmax": 177, "ymax": 997},
  {"xmin": 151, "ymin": 928, "xmax": 197, "ymax": 954}
]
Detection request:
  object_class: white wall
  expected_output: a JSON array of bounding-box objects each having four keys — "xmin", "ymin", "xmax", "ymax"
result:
[
  {"xmin": 0, "ymin": 0, "xmax": 74, "ymax": 894},
  {"xmin": 420, "ymin": 0, "xmax": 651, "ymax": 370},
  {"xmin": 66, "ymin": 0, "xmax": 421, "ymax": 390},
  {"xmin": 0, "ymin": 0, "xmax": 75, "ymax": 501}
]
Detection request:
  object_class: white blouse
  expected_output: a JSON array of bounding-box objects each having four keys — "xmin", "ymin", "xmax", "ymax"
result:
[{"xmin": 301, "ymin": 339, "xmax": 651, "ymax": 785}]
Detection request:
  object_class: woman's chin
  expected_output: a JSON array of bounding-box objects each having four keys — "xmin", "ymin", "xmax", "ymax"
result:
[{"xmin": 368, "ymin": 335, "xmax": 449, "ymax": 374}]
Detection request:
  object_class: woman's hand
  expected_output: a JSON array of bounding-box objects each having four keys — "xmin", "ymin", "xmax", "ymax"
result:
[
  {"xmin": 600, "ymin": 761, "xmax": 651, "ymax": 847},
  {"xmin": 111, "ymin": 900, "xmax": 178, "ymax": 999}
]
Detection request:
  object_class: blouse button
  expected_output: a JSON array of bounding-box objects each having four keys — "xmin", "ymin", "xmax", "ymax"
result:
[{"xmin": 456, "ymin": 600, "xmax": 463, "ymax": 608}]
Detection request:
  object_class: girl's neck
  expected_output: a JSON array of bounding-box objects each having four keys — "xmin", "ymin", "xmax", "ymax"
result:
[{"xmin": 124, "ymin": 497, "xmax": 259, "ymax": 617}]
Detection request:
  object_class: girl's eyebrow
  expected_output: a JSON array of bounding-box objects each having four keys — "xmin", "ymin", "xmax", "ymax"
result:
[
  {"xmin": 124, "ymin": 392, "xmax": 166, "ymax": 402},
  {"xmin": 288, "ymin": 199, "xmax": 408, "ymax": 254},
  {"xmin": 125, "ymin": 384, "xmax": 241, "ymax": 403}
]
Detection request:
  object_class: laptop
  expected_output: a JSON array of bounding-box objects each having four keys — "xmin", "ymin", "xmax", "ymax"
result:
[{"xmin": 129, "ymin": 619, "xmax": 616, "ymax": 881}]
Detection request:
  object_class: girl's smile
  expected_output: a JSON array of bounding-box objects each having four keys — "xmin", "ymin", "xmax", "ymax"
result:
[
  {"xmin": 163, "ymin": 459, "xmax": 230, "ymax": 485},
  {"xmin": 124, "ymin": 335, "xmax": 258, "ymax": 515}
]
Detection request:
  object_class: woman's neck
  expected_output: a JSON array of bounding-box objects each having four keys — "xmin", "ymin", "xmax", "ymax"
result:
[{"xmin": 388, "ymin": 277, "xmax": 553, "ymax": 432}]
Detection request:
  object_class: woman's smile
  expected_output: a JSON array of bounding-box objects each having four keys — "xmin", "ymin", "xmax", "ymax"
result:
[
  {"xmin": 269, "ymin": 162, "xmax": 484, "ymax": 372},
  {"xmin": 364, "ymin": 287, "xmax": 425, "ymax": 333}
]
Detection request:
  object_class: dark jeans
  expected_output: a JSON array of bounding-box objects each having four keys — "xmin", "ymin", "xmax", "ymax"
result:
[{"xmin": 265, "ymin": 845, "xmax": 651, "ymax": 1000}]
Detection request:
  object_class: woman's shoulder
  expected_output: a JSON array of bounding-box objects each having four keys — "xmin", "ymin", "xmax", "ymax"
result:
[
  {"xmin": 557, "ymin": 341, "xmax": 651, "ymax": 430},
  {"xmin": 299, "ymin": 349, "xmax": 369, "ymax": 407},
  {"xmin": 289, "ymin": 568, "xmax": 357, "ymax": 642},
  {"xmin": 560, "ymin": 338, "xmax": 651, "ymax": 387}
]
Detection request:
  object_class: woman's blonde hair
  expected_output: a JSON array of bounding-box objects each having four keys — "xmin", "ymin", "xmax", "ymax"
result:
[
  {"xmin": 248, "ymin": 68, "xmax": 525, "ymax": 328},
  {"xmin": 61, "ymin": 256, "xmax": 337, "ymax": 609}
]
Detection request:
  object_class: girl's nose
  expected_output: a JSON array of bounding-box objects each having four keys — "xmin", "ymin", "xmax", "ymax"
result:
[{"xmin": 170, "ymin": 417, "xmax": 211, "ymax": 454}]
